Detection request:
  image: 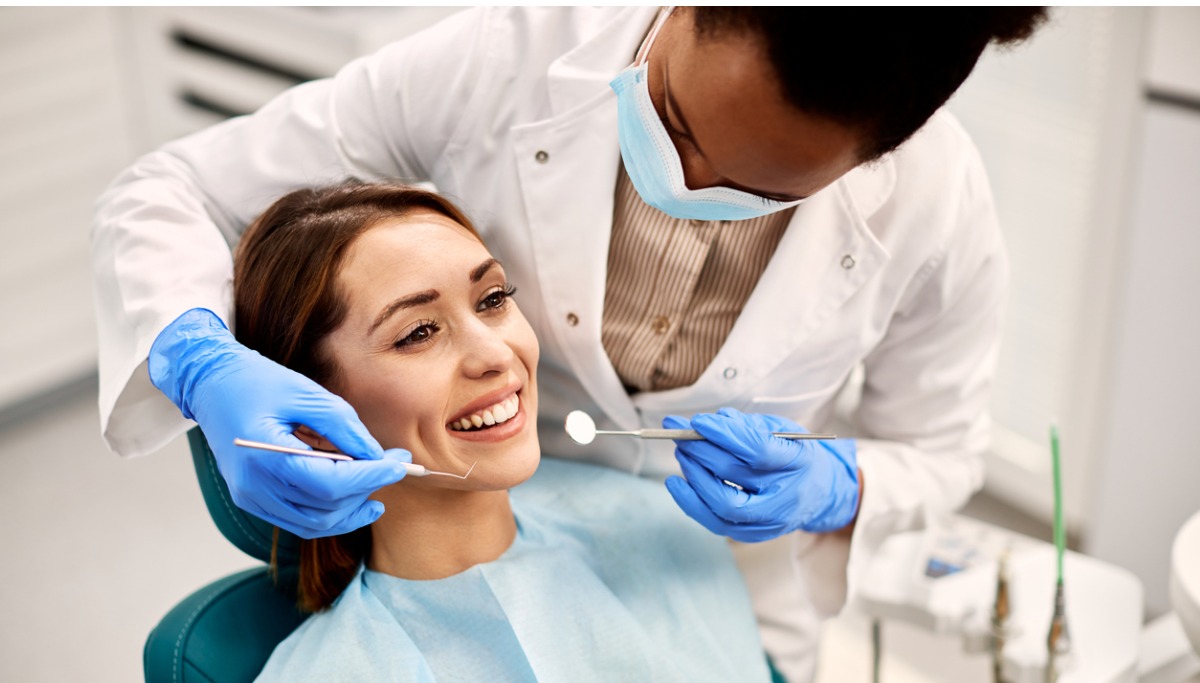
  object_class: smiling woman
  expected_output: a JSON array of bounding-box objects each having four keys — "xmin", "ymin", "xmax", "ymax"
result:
[{"xmin": 232, "ymin": 182, "xmax": 774, "ymax": 682}]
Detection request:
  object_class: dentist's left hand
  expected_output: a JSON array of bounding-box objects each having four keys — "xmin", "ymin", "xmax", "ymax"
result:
[{"xmin": 664, "ymin": 407, "xmax": 860, "ymax": 543}]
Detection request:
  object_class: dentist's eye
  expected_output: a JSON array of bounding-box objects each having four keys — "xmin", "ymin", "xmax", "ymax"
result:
[
  {"xmin": 394, "ymin": 321, "xmax": 439, "ymax": 349},
  {"xmin": 478, "ymin": 284, "xmax": 517, "ymax": 312}
]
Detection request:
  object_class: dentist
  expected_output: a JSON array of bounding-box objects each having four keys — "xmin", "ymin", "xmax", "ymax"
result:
[{"xmin": 93, "ymin": 7, "xmax": 1046, "ymax": 680}]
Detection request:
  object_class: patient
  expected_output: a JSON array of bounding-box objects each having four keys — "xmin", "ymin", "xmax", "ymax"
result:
[{"xmin": 234, "ymin": 182, "xmax": 771, "ymax": 682}]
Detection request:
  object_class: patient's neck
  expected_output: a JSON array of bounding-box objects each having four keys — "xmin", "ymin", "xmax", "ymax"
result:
[{"xmin": 367, "ymin": 484, "xmax": 515, "ymax": 581}]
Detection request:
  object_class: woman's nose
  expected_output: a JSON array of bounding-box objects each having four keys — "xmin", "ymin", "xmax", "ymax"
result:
[{"xmin": 460, "ymin": 323, "xmax": 515, "ymax": 378}]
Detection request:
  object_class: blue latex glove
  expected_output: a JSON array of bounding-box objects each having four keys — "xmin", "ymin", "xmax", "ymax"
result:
[
  {"xmin": 149, "ymin": 308, "xmax": 411, "ymax": 539},
  {"xmin": 663, "ymin": 407, "xmax": 860, "ymax": 542}
]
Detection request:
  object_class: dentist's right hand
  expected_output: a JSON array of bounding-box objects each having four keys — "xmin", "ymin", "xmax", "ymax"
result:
[{"xmin": 149, "ymin": 308, "xmax": 412, "ymax": 539}]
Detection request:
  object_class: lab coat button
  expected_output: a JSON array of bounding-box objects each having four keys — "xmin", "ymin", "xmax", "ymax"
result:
[
  {"xmin": 566, "ymin": 312, "xmax": 579, "ymax": 327},
  {"xmin": 841, "ymin": 254, "xmax": 856, "ymax": 270},
  {"xmin": 535, "ymin": 150, "xmax": 549, "ymax": 164},
  {"xmin": 723, "ymin": 367, "xmax": 737, "ymax": 379},
  {"xmin": 651, "ymin": 316, "xmax": 670, "ymax": 334}
]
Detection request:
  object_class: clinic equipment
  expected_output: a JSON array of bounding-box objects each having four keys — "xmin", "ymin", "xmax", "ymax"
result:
[
  {"xmin": 857, "ymin": 513, "xmax": 1142, "ymax": 683},
  {"xmin": 1046, "ymin": 423, "xmax": 1072, "ymax": 682},
  {"xmin": 563, "ymin": 409, "xmax": 835, "ymax": 445},
  {"xmin": 233, "ymin": 438, "xmax": 475, "ymax": 479}
]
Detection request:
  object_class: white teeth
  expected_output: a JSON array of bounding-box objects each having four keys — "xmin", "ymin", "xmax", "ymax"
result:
[{"xmin": 450, "ymin": 394, "xmax": 521, "ymax": 431}]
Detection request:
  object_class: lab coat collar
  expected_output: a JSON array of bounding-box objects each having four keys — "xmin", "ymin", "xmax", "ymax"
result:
[{"xmin": 545, "ymin": 6, "xmax": 660, "ymax": 117}]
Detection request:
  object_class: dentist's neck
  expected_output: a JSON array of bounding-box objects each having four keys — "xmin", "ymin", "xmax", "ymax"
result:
[{"xmin": 367, "ymin": 483, "xmax": 516, "ymax": 580}]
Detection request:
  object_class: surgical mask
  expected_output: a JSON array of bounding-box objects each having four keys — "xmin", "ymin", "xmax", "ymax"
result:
[{"xmin": 609, "ymin": 8, "xmax": 805, "ymax": 222}]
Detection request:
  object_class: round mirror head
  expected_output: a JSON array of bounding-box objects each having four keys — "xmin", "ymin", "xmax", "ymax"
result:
[{"xmin": 564, "ymin": 410, "xmax": 597, "ymax": 445}]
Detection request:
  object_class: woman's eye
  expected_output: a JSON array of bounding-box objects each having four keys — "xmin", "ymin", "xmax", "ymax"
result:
[
  {"xmin": 394, "ymin": 322, "xmax": 438, "ymax": 349},
  {"xmin": 478, "ymin": 284, "xmax": 517, "ymax": 312}
]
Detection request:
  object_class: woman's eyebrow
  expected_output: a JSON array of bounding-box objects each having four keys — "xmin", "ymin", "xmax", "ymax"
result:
[
  {"xmin": 470, "ymin": 258, "xmax": 502, "ymax": 283},
  {"xmin": 369, "ymin": 290, "xmax": 439, "ymax": 335}
]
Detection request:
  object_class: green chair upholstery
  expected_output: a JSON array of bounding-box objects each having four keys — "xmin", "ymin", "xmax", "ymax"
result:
[{"xmin": 143, "ymin": 429, "xmax": 306, "ymax": 683}]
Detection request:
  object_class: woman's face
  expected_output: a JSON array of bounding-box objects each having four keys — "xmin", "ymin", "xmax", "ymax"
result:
[{"xmin": 320, "ymin": 211, "xmax": 540, "ymax": 491}]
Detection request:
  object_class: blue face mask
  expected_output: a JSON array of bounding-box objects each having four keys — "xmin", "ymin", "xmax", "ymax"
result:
[{"xmin": 609, "ymin": 10, "xmax": 804, "ymax": 222}]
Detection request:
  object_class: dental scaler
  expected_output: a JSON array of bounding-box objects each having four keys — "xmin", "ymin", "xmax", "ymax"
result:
[{"xmin": 232, "ymin": 438, "xmax": 475, "ymax": 479}]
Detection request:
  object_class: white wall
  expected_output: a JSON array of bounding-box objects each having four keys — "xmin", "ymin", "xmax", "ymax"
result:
[
  {"xmin": 0, "ymin": 7, "xmax": 139, "ymax": 412},
  {"xmin": 949, "ymin": 6, "xmax": 1200, "ymax": 616}
]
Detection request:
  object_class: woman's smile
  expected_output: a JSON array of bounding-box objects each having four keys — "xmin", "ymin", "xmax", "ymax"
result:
[{"xmin": 446, "ymin": 389, "xmax": 528, "ymax": 443}]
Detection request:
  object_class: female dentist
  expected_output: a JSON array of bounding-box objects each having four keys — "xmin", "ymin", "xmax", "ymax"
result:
[{"xmin": 92, "ymin": 7, "xmax": 1046, "ymax": 681}]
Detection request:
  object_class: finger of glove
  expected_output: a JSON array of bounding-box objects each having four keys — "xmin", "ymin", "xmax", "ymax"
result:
[
  {"xmin": 282, "ymin": 389, "xmax": 384, "ymax": 461},
  {"xmin": 665, "ymin": 477, "xmax": 788, "ymax": 543},
  {"xmin": 255, "ymin": 499, "xmax": 386, "ymax": 540},
  {"xmin": 694, "ymin": 410, "xmax": 807, "ymax": 470},
  {"xmin": 673, "ymin": 437, "xmax": 763, "ymax": 484},
  {"xmin": 674, "ymin": 451, "xmax": 761, "ymax": 522},
  {"xmin": 715, "ymin": 406, "xmax": 805, "ymax": 434},
  {"xmin": 320, "ymin": 499, "xmax": 387, "ymax": 537},
  {"xmin": 238, "ymin": 491, "xmax": 363, "ymax": 538},
  {"xmin": 665, "ymin": 476, "xmax": 738, "ymax": 538},
  {"xmin": 662, "ymin": 414, "xmax": 693, "ymax": 431},
  {"xmin": 677, "ymin": 446, "xmax": 807, "ymax": 527},
  {"xmin": 258, "ymin": 450, "xmax": 409, "ymax": 504}
]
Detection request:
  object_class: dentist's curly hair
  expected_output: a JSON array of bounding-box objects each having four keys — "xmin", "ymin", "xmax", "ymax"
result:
[
  {"xmin": 234, "ymin": 180, "xmax": 481, "ymax": 612},
  {"xmin": 691, "ymin": 7, "xmax": 1050, "ymax": 161}
]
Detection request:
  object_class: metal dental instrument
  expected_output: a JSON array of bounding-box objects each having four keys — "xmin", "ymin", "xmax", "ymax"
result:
[
  {"xmin": 232, "ymin": 438, "xmax": 476, "ymax": 479},
  {"xmin": 563, "ymin": 410, "xmax": 837, "ymax": 446}
]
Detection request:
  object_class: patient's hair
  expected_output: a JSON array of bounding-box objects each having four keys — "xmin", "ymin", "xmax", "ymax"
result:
[{"xmin": 234, "ymin": 181, "xmax": 481, "ymax": 612}]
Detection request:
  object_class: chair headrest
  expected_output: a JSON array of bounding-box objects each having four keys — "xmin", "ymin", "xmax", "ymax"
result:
[{"xmin": 188, "ymin": 428, "xmax": 301, "ymax": 568}]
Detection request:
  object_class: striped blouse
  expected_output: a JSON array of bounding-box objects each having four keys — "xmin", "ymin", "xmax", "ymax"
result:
[{"xmin": 601, "ymin": 167, "xmax": 796, "ymax": 393}]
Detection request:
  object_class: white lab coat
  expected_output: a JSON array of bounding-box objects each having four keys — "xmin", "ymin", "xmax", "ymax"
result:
[{"xmin": 92, "ymin": 7, "xmax": 1005, "ymax": 682}]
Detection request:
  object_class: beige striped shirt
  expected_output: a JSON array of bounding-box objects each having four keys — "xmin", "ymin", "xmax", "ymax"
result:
[{"xmin": 602, "ymin": 167, "xmax": 796, "ymax": 393}]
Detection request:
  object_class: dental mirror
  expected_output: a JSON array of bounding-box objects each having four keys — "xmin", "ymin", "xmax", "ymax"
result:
[{"xmin": 563, "ymin": 410, "xmax": 837, "ymax": 445}]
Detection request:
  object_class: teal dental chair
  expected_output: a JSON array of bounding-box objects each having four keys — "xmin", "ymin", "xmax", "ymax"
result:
[{"xmin": 143, "ymin": 428, "xmax": 307, "ymax": 683}]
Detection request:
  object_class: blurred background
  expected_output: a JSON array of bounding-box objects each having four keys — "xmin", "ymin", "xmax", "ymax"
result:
[{"xmin": 1, "ymin": 6, "xmax": 1197, "ymax": 682}]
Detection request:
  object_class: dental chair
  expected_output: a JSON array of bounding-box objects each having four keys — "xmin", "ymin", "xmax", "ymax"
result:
[
  {"xmin": 146, "ymin": 428, "xmax": 791, "ymax": 683},
  {"xmin": 143, "ymin": 428, "xmax": 307, "ymax": 683}
]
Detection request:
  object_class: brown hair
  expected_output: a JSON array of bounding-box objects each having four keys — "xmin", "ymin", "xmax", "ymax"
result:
[{"xmin": 233, "ymin": 181, "xmax": 481, "ymax": 612}]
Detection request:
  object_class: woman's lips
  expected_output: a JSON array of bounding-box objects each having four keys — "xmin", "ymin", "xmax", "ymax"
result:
[{"xmin": 446, "ymin": 392, "xmax": 527, "ymax": 443}]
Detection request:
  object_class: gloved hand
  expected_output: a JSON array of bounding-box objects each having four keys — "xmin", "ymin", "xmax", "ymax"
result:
[
  {"xmin": 663, "ymin": 407, "xmax": 860, "ymax": 542},
  {"xmin": 150, "ymin": 308, "xmax": 411, "ymax": 539}
]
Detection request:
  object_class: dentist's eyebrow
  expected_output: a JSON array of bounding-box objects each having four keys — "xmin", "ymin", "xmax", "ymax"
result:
[
  {"xmin": 369, "ymin": 290, "xmax": 439, "ymax": 336},
  {"xmin": 470, "ymin": 258, "xmax": 502, "ymax": 283}
]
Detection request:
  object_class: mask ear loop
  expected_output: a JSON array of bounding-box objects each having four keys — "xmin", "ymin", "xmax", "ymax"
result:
[{"xmin": 634, "ymin": 6, "xmax": 676, "ymax": 67}]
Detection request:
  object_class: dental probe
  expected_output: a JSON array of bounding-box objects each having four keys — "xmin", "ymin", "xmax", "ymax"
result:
[
  {"xmin": 232, "ymin": 438, "xmax": 476, "ymax": 479},
  {"xmin": 564, "ymin": 410, "xmax": 836, "ymax": 446}
]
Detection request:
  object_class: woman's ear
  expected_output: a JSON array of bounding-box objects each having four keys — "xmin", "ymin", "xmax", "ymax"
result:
[{"xmin": 294, "ymin": 425, "xmax": 338, "ymax": 452}]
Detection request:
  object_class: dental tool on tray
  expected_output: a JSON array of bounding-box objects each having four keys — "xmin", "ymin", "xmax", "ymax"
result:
[
  {"xmin": 232, "ymin": 438, "xmax": 476, "ymax": 479},
  {"xmin": 563, "ymin": 410, "xmax": 836, "ymax": 445}
]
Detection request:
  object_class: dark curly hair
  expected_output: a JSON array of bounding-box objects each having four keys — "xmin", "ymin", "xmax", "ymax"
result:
[{"xmin": 692, "ymin": 7, "xmax": 1050, "ymax": 160}]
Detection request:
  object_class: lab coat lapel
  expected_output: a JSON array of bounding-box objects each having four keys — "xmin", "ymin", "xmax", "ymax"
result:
[
  {"xmin": 510, "ymin": 9, "xmax": 655, "ymax": 431},
  {"xmin": 632, "ymin": 170, "xmax": 892, "ymax": 414}
]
